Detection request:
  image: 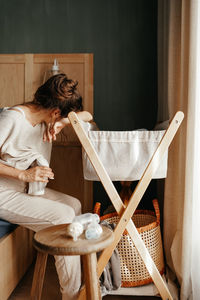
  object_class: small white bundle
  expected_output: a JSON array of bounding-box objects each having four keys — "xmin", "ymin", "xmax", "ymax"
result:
[
  {"xmin": 67, "ymin": 213, "xmax": 102, "ymax": 241},
  {"xmin": 85, "ymin": 222, "xmax": 103, "ymax": 240},
  {"xmin": 66, "ymin": 222, "xmax": 84, "ymax": 241},
  {"xmin": 73, "ymin": 213, "xmax": 100, "ymax": 228}
]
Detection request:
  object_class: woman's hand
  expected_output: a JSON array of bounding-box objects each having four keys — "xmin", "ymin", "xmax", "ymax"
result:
[
  {"xmin": 43, "ymin": 120, "xmax": 66, "ymax": 142},
  {"xmin": 18, "ymin": 166, "xmax": 54, "ymax": 183},
  {"xmin": 43, "ymin": 111, "xmax": 93, "ymax": 143}
]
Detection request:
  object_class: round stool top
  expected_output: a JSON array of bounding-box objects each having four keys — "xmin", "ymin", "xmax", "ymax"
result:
[{"xmin": 33, "ymin": 224, "xmax": 114, "ymax": 256}]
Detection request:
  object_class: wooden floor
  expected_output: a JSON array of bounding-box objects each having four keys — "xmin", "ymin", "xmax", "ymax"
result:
[{"xmin": 8, "ymin": 256, "xmax": 160, "ymax": 300}]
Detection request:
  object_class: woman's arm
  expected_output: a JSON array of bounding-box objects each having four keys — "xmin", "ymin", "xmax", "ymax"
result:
[
  {"xmin": 0, "ymin": 162, "xmax": 54, "ymax": 183},
  {"xmin": 55, "ymin": 111, "xmax": 93, "ymax": 128},
  {"xmin": 62, "ymin": 111, "xmax": 93, "ymax": 125},
  {"xmin": 43, "ymin": 110, "xmax": 93, "ymax": 142}
]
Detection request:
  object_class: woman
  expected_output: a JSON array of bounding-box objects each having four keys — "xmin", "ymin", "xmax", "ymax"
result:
[{"xmin": 0, "ymin": 73, "xmax": 92, "ymax": 300}]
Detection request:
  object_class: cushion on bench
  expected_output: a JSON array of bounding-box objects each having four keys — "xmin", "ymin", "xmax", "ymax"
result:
[{"xmin": 0, "ymin": 219, "xmax": 17, "ymax": 239}]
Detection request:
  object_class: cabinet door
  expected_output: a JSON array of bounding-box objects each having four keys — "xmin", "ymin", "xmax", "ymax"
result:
[
  {"xmin": 0, "ymin": 53, "xmax": 93, "ymax": 213},
  {"xmin": 0, "ymin": 54, "xmax": 31, "ymax": 107}
]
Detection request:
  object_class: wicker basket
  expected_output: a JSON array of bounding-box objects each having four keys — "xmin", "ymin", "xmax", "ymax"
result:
[{"xmin": 94, "ymin": 199, "xmax": 165, "ymax": 287}]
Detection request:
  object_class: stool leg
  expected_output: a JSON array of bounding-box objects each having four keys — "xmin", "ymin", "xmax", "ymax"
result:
[
  {"xmin": 31, "ymin": 252, "xmax": 48, "ymax": 300},
  {"xmin": 82, "ymin": 253, "xmax": 101, "ymax": 300}
]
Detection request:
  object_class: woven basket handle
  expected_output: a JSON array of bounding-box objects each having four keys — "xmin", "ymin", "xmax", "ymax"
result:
[
  {"xmin": 94, "ymin": 199, "xmax": 161, "ymax": 223},
  {"xmin": 152, "ymin": 198, "xmax": 160, "ymax": 224},
  {"xmin": 94, "ymin": 202, "xmax": 101, "ymax": 216}
]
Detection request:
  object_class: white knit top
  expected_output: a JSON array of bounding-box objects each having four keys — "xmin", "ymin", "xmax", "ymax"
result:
[{"xmin": 0, "ymin": 108, "xmax": 52, "ymax": 170}]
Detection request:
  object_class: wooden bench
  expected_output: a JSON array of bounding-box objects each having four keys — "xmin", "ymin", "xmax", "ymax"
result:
[{"xmin": 0, "ymin": 226, "xmax": 35, "ymax": 300}]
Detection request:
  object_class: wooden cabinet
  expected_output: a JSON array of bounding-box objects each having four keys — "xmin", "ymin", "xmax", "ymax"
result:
[{"xmin": 0, "ymin": 53, "xmax": 93, "ymax": 212}]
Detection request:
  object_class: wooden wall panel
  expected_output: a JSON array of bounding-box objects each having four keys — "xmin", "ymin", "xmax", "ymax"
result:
[
  {"xmin": 0, "ymin": 55, "xmax": 25, "ymax": 107},
  {"xmin": 49, "ymin": 146, "xmax": 84, "ymax": 205}
]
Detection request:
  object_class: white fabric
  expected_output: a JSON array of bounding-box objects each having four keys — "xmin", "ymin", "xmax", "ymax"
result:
[
  {"xmin": 28, "ymin": 156, "xmax": 49, "ymax": 195},
  {"xmin": 0, "ymin": 108, "xmax": 51, "ymax": 170},
  {"xmin": 82, "ymin": 126, "xmax": 168, "ymax": 181},
  {"xmin": 11, "ymin": 106, "xmax": 26, "ymax": 117},
  {"xmin": 158, "ymin": 1, "xmax": 200, "ymax": 299}
]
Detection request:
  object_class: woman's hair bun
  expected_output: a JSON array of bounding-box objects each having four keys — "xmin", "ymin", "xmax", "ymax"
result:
[{"xmin": 34, "ymin": 73, "xmax": 83, "ymax": 117}]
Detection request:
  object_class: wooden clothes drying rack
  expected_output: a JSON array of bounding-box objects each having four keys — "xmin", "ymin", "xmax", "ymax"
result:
[{"xmin": 68, "ymin": 111, "xmax": 184, "ymax": 300}]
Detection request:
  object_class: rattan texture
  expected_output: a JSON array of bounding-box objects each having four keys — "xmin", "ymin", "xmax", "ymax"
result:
[{"xmin": 95, "ymin": 199, "xmax": 165, "ymax": 287}]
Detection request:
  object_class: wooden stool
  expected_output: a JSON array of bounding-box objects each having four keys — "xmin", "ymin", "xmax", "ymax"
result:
[{"xmin": 31, "ymin": 224, "xmax": 114, "ymax": 300}]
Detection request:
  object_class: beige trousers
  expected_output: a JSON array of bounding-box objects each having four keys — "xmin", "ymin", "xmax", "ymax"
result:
[{"xmin": 0, "ymin": 177, "xmax": 81, "ymax": 300}]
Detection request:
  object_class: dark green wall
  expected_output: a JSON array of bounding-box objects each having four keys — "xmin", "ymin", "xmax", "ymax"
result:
[{"xmin": 0, "ymin": 0, "xmax": 157, "ymax": 130}]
